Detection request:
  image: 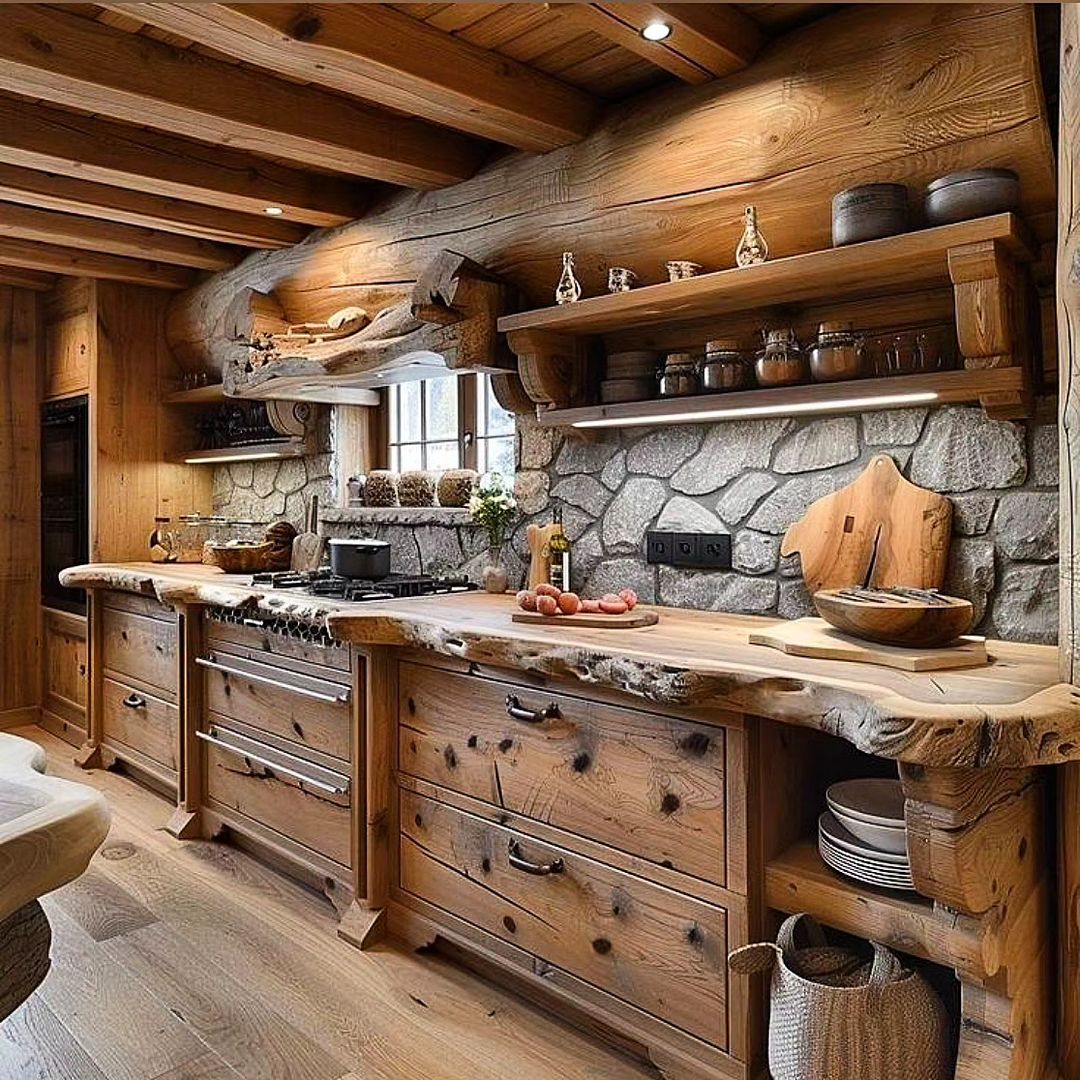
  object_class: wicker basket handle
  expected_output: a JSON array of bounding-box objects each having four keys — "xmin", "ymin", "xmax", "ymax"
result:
[
  {"xmin": 867, "ymin": 941, "xmax": 905, "ymax": 987},
  {"xmin": 776, "ymin": 912, "xmax": 828, "ymax": 959},
  {"xmin": 727, "ymin": 942, "xmax": 781, "ymax": 976}
]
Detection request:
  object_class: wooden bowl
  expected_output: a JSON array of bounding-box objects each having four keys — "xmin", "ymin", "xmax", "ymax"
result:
[
  {"xmin": 813, "ymin": 588, "xmax": 975, "ymax": 648},
  {"xmin": 205, "ymin": 542, "xmax": 273, "ymax": 574}
]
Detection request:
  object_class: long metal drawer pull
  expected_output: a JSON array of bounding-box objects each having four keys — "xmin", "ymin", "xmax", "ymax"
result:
[
  {"xmin": 195, "ymin": 656, "xmax": 349, "ymax": 704},
  {"xmin": 195, "ymin": 729, "xmax": 347, "ymax": 795},
  {"xmin": 504, "ymin": 694, "xmax": 560, "ymax": 724},
  {"xmin": 122, "ymin": 693, "xmax": 146, "ymax": 709},
  {"xmin": 508, "ymin": 840, "xmax": 564, "ymax": 876}
]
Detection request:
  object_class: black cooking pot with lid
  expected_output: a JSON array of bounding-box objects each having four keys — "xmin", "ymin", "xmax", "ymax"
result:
[{"xmin": 328, "ymin": 537, "xmax": 391, "ymax": 579}]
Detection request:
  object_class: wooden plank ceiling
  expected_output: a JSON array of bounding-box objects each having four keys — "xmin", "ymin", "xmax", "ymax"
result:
[{"xmin": 0, "ymin": 3, "xmax": 830, "ymax": 291}]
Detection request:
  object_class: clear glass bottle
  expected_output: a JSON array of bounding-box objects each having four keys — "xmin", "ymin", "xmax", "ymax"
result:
[{"xmin": 548, "ymin": 504, "xmax": 572, "ymax": 592}]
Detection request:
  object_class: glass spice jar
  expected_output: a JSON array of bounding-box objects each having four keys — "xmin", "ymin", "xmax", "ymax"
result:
[
  {"xmin": 659, "ymin": 352, "xmax": 699, "ymax": 397},
  {"xmin": 700, "ymin": 339, "xmax": 753, "ymax": 392}
]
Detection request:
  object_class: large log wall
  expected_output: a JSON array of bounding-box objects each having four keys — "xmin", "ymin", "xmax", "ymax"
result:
[{"xmin": 168, "ymin": 3, "xmax": 1056, "ymax": 371}]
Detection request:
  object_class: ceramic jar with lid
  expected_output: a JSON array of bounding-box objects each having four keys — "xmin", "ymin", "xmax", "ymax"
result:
[
  {"xmin": 808, "ymin": 321, "xmax": 866, "ymax": 382},
  {"xmin": 700, "ymin": 339, "xmax": 753, "ymax": 392},
  {"xmin": 756, "ymin": 328, "xmax": 808, "ymax": 387},
  {"xmin": 659, "ymin": 352, "xmax": 698, "ymax": 397}
]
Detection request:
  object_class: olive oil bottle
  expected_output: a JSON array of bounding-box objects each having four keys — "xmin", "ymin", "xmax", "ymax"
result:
[{"xmin": 549, "ymin": 503, "xmax": 572, "ymax": 592}]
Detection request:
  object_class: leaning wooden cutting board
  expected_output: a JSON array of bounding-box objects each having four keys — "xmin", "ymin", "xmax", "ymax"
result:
[{"xmin": 781, "ymin": 454, "xmax": 952, "ymax": 594}]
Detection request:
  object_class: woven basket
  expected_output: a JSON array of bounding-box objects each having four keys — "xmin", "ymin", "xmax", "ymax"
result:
[{"xmin": 729, "ymin": 914, "xmax": 951, "ymax": 1080}]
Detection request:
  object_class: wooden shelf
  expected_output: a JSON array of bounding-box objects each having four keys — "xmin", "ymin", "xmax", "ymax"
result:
[
  {"xmin": 766, "ymin": 840, "xmax": 982, "ymax": 971},
  {"xmin": 536, "ymin": 366, "xmax": 1028, "ymax": 429},
  {"xmin": 499, "ymin": 214, "xmax": 1033, "ymax": 338},
  {"xmin": 170, "ymin": 440, "xmax": 308, "ymax": 466},
  {"xmin": 164, "ymin": 383, "xmax": 226, "ymax": 404}
]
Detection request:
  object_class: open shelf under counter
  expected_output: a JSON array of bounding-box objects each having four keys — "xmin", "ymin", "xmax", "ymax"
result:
[
  {"xmin": 766, "ymin": 840, "xmax": 984, "ymax": 972},
  {"xmin": 535, "ymin": 366, "xmax": 1027, "ymax": 429}
]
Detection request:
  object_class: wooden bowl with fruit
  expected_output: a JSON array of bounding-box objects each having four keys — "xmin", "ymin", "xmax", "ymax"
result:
[{"xmin": 513, "ymin": 584, "xmax": 658, "ymax": 628}]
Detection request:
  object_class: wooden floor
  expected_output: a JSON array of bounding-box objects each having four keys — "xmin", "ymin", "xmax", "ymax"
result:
[{"xmin": 1, "ymin": 725, "xmax": 655, "ymax": 1080}]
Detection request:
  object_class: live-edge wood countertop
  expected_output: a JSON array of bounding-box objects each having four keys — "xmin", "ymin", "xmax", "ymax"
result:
[{"xmin": 61, "ymin": 562, "xmax": 1080, "ymax": 770}]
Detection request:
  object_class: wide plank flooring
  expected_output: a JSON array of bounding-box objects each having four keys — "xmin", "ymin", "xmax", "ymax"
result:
[{"xmin": 2, "ymin": 725, "xmax": 655, "ymax": 1080}]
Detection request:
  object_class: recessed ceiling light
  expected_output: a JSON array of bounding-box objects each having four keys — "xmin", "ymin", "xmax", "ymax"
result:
[
  {"xmin": 264, "ymin": 206, "xmax": 284, "ymax": 216},
  {"xmin": 641, "ymin": 20, "xmax": 671, "ymax": 41}
]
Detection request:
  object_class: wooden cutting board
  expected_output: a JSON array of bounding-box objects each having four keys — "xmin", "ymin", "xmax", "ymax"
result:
[
  {"xmin": 512, "ymin": 608, "xmax": 659, "ymax": 630},
  {"xmin": 780, "ymin": 454, "xmax": 952, "ymax": 594},
  {"xmin": 748, "ymin": 617, "xmax": 987, "ymax": 671}
]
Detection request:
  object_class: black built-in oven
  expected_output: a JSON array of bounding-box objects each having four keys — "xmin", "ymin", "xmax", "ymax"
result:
[{"xmin": 41, "ymin": 396, "xmax": 89, "ymax": 614}]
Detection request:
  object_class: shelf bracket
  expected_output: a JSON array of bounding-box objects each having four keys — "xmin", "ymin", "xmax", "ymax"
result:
[{"xmin": 506, "ymin": 328, "xmax": 597, "ymax": 411}]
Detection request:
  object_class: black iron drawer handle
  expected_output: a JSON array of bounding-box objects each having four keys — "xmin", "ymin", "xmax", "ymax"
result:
[
  {"xmin": 122, "ymin": 693, "xmax": 146, "ymax": 709},
  {"xmin": 508, "ymin": 840, "xmax": 564, "ymax": 876},
  {"xmin": 505, "ymin": 694, "xmax": 560, "ymax": 724}
]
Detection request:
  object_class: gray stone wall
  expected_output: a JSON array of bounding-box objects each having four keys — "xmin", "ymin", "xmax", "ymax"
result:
[{"xmin": 512, "ymin": 405, "xmax": 1059, "ymax": 644}]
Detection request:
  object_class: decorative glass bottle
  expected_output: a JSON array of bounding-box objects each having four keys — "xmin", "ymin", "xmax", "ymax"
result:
[
  {"xmin": 735, "ymin": 205, "xmax": 769, "ymax": 267},
  {"xmin": 555, "ymin": 251, "xmax": 582, "ymax": 305}
]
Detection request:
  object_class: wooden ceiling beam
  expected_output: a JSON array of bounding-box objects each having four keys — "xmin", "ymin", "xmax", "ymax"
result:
[
  {"xmin": 0, "ymin": 163, "xmax": 309, "ymax": 250},
  {"xmin": 0, "ymin": 266, "xmax": 56, "ymax": 292},
  {"xmin": 0, "ymin": 6, "xmax": 483, "ymax": 188},
  {"xmin": 0, "ymin": 237, "xmax": 195, "ymax": 290},
  {"xmin": 563, "ymin": 3, "xmax": 762, "ymax": 83},
  {"xmin": 0, "ymin": 95, "xmax": 362, "ymax": 228},
  {"xmin": 99, "ymin": 3, "xmax": 598, "ymax": 153},
  {"xmin": 0, "ymin": 201, "xmax": 240, "ymax": 271}
]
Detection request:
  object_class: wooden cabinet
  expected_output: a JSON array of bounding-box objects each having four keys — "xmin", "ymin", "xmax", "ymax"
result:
[
  {"xmin": 40, "ymin": 608, "xmax": 88, "ymax": 746},
  {"xmin": 101, "ymin": 593, "xmax": 179, "ymax": 701},
  {"xmin": 42, "ymin": 278, "xmax": 92, "ymax": 399},
  {"xmin": 389, "ymin": 657, "xmax": 751, "ymax": 1080}
]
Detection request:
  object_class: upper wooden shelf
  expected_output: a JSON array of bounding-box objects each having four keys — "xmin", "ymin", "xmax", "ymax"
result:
[{"xmin": 498, "ymin": 214, "xmax": 1034, "ymax": 337}]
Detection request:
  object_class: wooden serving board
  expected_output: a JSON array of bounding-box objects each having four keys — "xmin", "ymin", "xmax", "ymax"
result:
[
  {"xmin": 512, "ymin": 608, "xmax": 660, "ymax": 629},
  {"xmin": 780, "ymin": 454, "xmax": 953, "ymax": 594},
  {"xmin": 748, "ymin": 617, "xmax": 988, "ymax": 671}
]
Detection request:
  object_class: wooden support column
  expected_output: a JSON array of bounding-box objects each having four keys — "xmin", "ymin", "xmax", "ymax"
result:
[
  {"xmin": 165, "ymin": 603, "xmax": 203, "ymax": 840},
  {"xmin": 74, "ymin": 589, "xmax": 104, "ymax": 771},
  {"xmin": 900, "ymin": 764, "xmax": 1053, "ymax": 1080},
  {"xmin": 1059, "ymin": 9, "xmax": 1080, "ymax": 1080},
  {"xmin": 506, "ymin": 328, "xmax": 596, "ymax": 412}
]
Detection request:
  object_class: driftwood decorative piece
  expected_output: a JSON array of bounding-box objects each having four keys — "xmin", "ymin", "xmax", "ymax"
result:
[{"xmin": 222, "ymin": 250, "xmax": 528, "ymax": 406}]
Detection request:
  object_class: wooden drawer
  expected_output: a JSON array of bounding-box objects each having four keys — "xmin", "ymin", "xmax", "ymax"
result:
[
  {"xmin": 101, "ymin": 604, "xmax": 177, "ymax": 699},
  {"xmin": 202, "ymin": 724, "xmax": 351, "ymax": 868},
  {"xmin": 200, "ymin": 650, "xmax": 352, "ymax": 764},
  {"xmin": 101, "ymin": 676, "xmax": 178, "ymax": 774},
  {"xmin": 206, "ymin": 616, "xmax": 351, "ymax": 674},
  {"xmin": 398, "ymin": 662, "xmax": 726, "ymax": 883},
  {"xmin": 399, "ymin": 789, "xmax": 727, "ymax": 1048}
]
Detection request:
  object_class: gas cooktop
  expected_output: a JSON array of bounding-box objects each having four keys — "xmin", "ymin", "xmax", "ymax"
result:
[{"xmin": 250, "ymin": 568, "xmax": 478, "ymax": 603}]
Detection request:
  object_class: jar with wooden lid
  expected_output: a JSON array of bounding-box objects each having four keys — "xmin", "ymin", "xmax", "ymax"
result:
[
  {"xmin": 756, "ymin": 328, "xmax": 808, "ymax": 388},
  {"xmin": 659, "ymin": 352, "xmax": 698, "ymax": 397},
  {"xmin": 701, "ymin": 338, "xmax": 753, "ymax": 392},
  {"xmin": 808, "ymin": 321, "xmax": 866, "ymax": 383}
]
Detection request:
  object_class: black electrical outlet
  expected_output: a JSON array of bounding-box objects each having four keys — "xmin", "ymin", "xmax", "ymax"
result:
[{"xmin": 645, "ymin": 531, "xmax": 732, "ymax": 569}]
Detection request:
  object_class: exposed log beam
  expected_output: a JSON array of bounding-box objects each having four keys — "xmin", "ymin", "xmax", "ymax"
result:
[
  {"xmin": 563, "ymin": 3, "xmax": 762, "ymax": 83},
  {"xmin": 0, "ymin": 6, "xmax": 483, "ymax": 188},
  {"xmin": 0, "ymin": 236, "xmax": 195, "ymax": 289},
  {"xmin": 0, "ymin": 266, "xmax": 55, "ymax": 292},
  {"xmin": 0, "ymin": 94, "xmax": 362, "ymax": 227},
  {"xmin": 0, "ymin": 163, "xmax": 309, "ymax": 249},
  {"xmin": 0, "ymin": 201, "xmax": 240, "ymax": 270},
  {"xmin": 100, "ymin": 3, "xmax": 598, "ymax": 153}
]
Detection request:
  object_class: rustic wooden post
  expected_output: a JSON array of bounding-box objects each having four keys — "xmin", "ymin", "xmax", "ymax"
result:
[{"xmin": 1059, "ymin": 9, "xmax": 1080, "ymax": 1079}]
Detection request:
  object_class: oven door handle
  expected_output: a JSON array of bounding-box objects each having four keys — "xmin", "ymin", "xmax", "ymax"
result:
[
  {"xmin": 195, "ymin": 655, "xmax": 349, "ymax": 704},
  {"xmin": 195, "ymin": 729, "xmax": 348, "ymax": 796}
]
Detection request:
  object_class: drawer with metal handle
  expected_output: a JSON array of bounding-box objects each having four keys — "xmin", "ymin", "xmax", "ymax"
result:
[
  {"xmin": 101, "ymin": 676, "xmax": 179, "ymax": 774},
  {"xmin": 399, "ymin": 789, "xmax": 728, "ymax": 1048},
  {"xmin": 201, "ymin": 723, "xmax": 352, "ymax": 868},
  {"xmin": 199, "ymin": 651, "xmax": 352, "ymax": 764},
  {"xmin": 398, "ymin": 661, "xmax": 727, "ymax": 883}
]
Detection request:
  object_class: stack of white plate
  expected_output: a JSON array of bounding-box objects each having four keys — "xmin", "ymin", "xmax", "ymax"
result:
[{"xmin": 819, "ymin": 778, "xmax": 914, "ymax": 891}]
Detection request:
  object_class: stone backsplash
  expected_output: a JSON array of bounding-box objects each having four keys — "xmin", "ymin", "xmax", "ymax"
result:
[
  {"xmin": 510, "ymin": 405, "xmax": 1059, "ymax": 645},
  {"xmin": 212, "ymin": 403, "xmax": 1059, "ymax": 645}
]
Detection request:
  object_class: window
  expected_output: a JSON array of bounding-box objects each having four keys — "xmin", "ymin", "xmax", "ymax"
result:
[{"xmin": 387, "ymin": 373, "xmax": 514, "ymax": 476}]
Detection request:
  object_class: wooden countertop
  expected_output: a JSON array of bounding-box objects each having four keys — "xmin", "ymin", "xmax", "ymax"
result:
[
  {"xmin": 0, "ymin": 733, "xmax": 110, "ymax": 922},
  {"xmin": 62, "ymin": 562, "xmax": 1080, "ymax": 769}
]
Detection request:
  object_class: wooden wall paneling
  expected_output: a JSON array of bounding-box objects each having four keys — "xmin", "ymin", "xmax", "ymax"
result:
[
  {"xmin": 166, "ymin": 4, "xmax": 1057, "ymax": 368},
  {"xmin": 40, "ymin": 608, "xmax": 88, "ymax": 745},
  {"xmin": 0, "ymin": 162, "xmax": 309, "ymax": 250},
  {"xmin": 100, "ymin": 3, "xmax": 598, "ymax": 153},
  {"xmin": 0, "ymin": 94, "xmax": 363, "ymax": 227},
  {"xmin": 92, "ymin": 282, "xmax": 211, "ymax": 563},
  {"xmin": 0, "ymin": 6, "xmax": 483, "ymax": 189},
  {"xmin": 0, "ymin": 285, "xmax": 40, "ymax": 724},
  {"xmin": 1058, "ymin": 8, "xmax": 1080, "ymax": 1079}
]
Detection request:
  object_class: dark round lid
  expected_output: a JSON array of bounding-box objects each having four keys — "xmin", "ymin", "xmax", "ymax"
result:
[{"xmin": 926, "ymin": 168, "xmax": 1018, "ymax": 192}]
